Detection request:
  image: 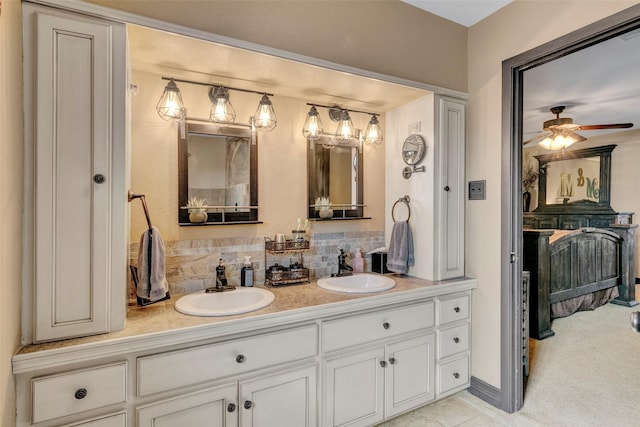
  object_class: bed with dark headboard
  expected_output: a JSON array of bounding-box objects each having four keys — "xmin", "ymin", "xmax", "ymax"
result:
[{"xmin": 523, "ymin": 226, "xmax": 637, "ymax": 339}]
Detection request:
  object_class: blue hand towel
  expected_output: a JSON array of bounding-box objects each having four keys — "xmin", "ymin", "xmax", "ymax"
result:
[
  {"xmin": 137, "ymin": 226, "xmax": 169, "ymax": 301},
  {"xmin": 386, "ymin": 221, "xmax": 414, "ymax": 274}
]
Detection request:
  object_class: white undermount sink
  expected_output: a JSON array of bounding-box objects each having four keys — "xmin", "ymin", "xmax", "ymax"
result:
[
  {"xmin": 175, "ymin": 287, "xmax": 275, "ymax": 317},
  {"xmin": 317, "ymin": 273, "xmax": 396, "ymax": 294}
]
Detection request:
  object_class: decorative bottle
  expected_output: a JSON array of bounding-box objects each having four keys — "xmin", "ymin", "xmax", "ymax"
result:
[
  {"xmin": 241, "ymin": 256, "xmax": 254, "ymax": 287},
  {"xmin": 353, "ymin": 248, "xmax": 364, "ymax": 273}
]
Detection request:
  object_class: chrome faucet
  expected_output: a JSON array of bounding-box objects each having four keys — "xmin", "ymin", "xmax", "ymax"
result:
[{"xmin": 335, "ymin": 249, "xmax": 353, "ymax": 277}]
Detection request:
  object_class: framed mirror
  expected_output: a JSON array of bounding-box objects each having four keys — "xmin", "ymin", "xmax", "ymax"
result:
[
  {"xmin": 402, "ymin": 134, "xmax": 426, "ymax": 166},
  {"xmin": 178, "ymin": 123, "xmax": 259, "ymax": 224},
  {"xmin": 534, "ymin": 144, "xmax": 616, "ymax": 213},
  {"xmin": 307, "ymin": 138, "xmax": 364, "ymax": 219}
]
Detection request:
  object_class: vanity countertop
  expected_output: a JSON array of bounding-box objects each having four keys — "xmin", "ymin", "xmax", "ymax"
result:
[{"xmin": 13, "ymin": 275, "xmax": 476, "ymax": 373}]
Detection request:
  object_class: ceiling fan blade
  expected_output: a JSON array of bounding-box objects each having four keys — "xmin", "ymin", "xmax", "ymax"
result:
[
  {"xmin": 523, "ymin": 132, "xmax": 549, "ymax": 147},
  {"xmin": 577, "ymin": 123, "xmax": 634, "ymax": 130}
]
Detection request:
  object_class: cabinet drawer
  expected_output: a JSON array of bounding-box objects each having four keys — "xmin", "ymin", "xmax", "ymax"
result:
[
  {"xmin": 137, "ymin": 324, "xmax": 318, "ymax": 396},
  {"xmin": 32, "ymin": 362, "xmax": 127, "ymax": 423},
  {"xmin": 323, "ymin": 301, "xmax": 434, "ymax": 353},
  {"xmin": 438, "ymin": 323, "xmax": 470, "ymax": 359},
  {"xmin": 67, "ymin": 412, "xmax": 127, "ymax": 426},
  {"xmin": 437, "ymin": 356, "xmax": 469, "ymax": 395},
  {"xmin": 437, "ymin": 294, "xmax": 469, "ymax": 325}
]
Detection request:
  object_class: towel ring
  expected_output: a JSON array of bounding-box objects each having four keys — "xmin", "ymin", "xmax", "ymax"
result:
[{"xmin": 392, "ymin": 195, "xmax": 411, "ymax": 222}]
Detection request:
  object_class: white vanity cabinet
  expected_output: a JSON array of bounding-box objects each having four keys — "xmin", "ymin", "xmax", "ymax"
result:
[
  {"xmin": 322, "ymin": 302, "xmax": 436, "ymax": 427},
  {"xmin": 22, "ymin": 3, "xmax": 127, "ymax": 343},
  {"xmin": 137, "ymin": 365, "xmax": 317, "ymax": 427}
]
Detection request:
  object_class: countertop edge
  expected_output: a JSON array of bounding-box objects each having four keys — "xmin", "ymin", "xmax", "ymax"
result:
[{"xmin": 13, "ymin": 277, "xmax": 477, "ymax": 374}]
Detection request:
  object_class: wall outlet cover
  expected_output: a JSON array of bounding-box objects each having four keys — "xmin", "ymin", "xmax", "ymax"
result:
[{"xmin": 468, "ymin": 180, "xmax": 486, "ymax": 200}]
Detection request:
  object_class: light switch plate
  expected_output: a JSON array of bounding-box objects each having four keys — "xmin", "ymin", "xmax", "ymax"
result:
[
  {"xmin": 469, "ymin": 180, "xmax": 486, "ymax": 200},
  {"xmin": 408, "ymin": 121, "xmax": 421, "ymax": 134}
]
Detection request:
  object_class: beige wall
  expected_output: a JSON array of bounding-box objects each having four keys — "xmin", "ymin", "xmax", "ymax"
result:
[
  {"xmin": 0, "ymin": 0, "xmax": 23, "ymax": 424},
  {"xmin": 87, "ymin": 0, "xmax": 468, "ymax": 92},
  {"xmin": 130, "ymin": 69, "xmax": 386, "ymax": 242},
  {"xmin": 466, "ymin": 0, "xmax": 638, "ymax": 387}
]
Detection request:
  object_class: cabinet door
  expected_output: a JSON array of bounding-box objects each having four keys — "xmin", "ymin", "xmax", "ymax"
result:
[
  {"xmin": 23, "ymin": 5, "xmax": 127, "ymax": 342},
  {"xmin": 137, "ymin": 384, "xmax": 238, "ymax": 427},
  {"xmin": 240, "ymin": 365, "xmax": 317, "ymax": 427},
  {"xmin": 434, "ymin": 96, "xmax": 465, "ymax": 280},
  {"xmin": 324, "ymin": 348, "xmax": 384, "ymax": 427},
  {"xmin": 385, "ymin": 334, "xmax": 435, "ymax": 417}
]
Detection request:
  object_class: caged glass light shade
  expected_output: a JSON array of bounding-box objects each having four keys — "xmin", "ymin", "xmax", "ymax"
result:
[
  {"xmin": 302, "ymin": 105, "xmax": 324, "ymax": 140},
  {"xmin": 364, "ymin": 114, "xmax": 383, "ymax": 145},
  {"xmin": 208, "ymin": 86, "xmax": 236, "ymax": 124},
  {"xmin": 156, "ymin": 79, "xmax": 186, "ymax": 121},
  {"xmin": 335, "ymin": 110, "xmax": 355, "ymax": 143},
  {"xmin": 253, "ymin": 94, "xmax": 277, "ymax": 131}
]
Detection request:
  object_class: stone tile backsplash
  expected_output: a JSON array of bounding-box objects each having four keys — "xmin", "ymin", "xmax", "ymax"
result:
[{"xmin": 129, "ymin": 230, "xmax": 385, "ymax": 296}]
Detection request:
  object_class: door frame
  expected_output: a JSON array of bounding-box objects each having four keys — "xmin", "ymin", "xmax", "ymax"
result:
[{"xmin": 500, "ymin": 4, "xmax": 640, "ymax": 413}]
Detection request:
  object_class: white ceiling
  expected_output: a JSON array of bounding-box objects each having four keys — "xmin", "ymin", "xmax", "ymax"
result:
[{"xmin": 402, "ymin": 0, "xmax": 513, "ymax": 27}]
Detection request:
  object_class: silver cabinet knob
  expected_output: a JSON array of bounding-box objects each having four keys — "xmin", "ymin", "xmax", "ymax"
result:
[
  {"xmin": 227, "ymin": 403, "xmax": 236, "ymax": 412},
  {"xmin": 244, "ymin": 400, "xmax": 253, "ymax": 409},
  {"xmin": 74, "ymin": 388, "xmax": 87, "ymax": 400},
  {"xmin": 389, "ymin": 357, "xmax": 396, "ymax": 365},
  {"xmin": 453, "ymin": 337, "xmax": 460, "ymax": 343},
  {"xmin": 382, "ymin": 322, "xmax": 390, "ymax": 329},
  {"xmin": 379, "ymin": 360, "xmax": 387, "ymax": 368},
  {"xmin": 93, "ymin": 174, "xmax": 105, "ymax": 184},
  {"xmin": 453, "ymin": 372, "xmax": 460, "ymax": 379},
  {"xmin": 236, "ymin": 354, "xmax": 246, "ymax": 363},
  {"xmin": 454, "ymin": 306, "xmax": 460, "ymax": 313}
]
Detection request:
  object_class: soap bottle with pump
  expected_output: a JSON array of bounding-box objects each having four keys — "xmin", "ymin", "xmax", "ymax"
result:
[
  {"xmin": 241, "ymin": 256, "xmax": 254, "ymax": 287},
  {"xmin": 353, "ymin": 248, "xmax": 364, "ymax": 273},
  {"xmin": 216, "ymin": 258, "xmax": 227, "ymax": 287}
]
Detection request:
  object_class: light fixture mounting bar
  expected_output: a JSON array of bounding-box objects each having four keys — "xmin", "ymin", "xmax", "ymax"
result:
[
  {"xmin": 162, "ymin": 76, "xmax": 274, "ymax": 97},
  {"xmin": 306, "ymin": 102, "xmax": 379, "ymax": 117}
]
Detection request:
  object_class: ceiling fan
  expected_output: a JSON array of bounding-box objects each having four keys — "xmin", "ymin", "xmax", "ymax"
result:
[{"xmin": 524, "ymin": 105, "xmax": 633, "ymax": 150}]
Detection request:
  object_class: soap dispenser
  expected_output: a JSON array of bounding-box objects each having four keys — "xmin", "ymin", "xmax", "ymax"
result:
[
  {"xmin": 216, "ymin": 258, "xmax": 228, "ymax": 287},
  {"xmin": 353, "ymin": 248, "xmax": 364, "ymax": 273},
  {"xmin": 241, "ymin": 256, "xmax": 254, "ymax": 287}
]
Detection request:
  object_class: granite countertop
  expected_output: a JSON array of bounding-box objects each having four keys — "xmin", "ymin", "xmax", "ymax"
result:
[{"xmin": 13, "ymin": 275, "xmax": 477, "ymax": 372}]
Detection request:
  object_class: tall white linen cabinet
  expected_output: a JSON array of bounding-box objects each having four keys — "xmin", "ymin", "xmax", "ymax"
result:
[{"xmin": 22, "ymin": 2, "xmax": 127, "ymax": 344}]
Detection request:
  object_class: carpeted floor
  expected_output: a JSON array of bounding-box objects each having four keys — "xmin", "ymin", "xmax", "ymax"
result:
[{"xmin": 380, "ymin": 295, "xmax": 640, "ymax": 426}]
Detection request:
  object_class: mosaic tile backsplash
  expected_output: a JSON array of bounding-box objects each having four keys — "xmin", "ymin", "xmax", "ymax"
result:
[{"xmin": 129, "ymin": 230, "xmax": 385, "ymax": 296}]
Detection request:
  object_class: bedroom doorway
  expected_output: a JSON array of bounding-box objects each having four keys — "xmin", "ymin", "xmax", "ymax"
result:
[{"xmin": 501, "ymin": 4, "xmax": 640, "ymax": 413}]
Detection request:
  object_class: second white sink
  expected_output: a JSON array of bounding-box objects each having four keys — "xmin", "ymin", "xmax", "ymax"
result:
[
  {"xmin": 175, "ymin": 287, "xmax": 275, "ymax": 317},
  {"xmin": 317, "ymin": 273, "xmax": 396, "ymax": 294}
]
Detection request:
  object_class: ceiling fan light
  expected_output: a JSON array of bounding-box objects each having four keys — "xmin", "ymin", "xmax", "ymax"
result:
[
  {"xmin": 156, "ymin": 78, "xmax": 186, "ymax": 121},
  {"xmin": 364, "ymin": 114, "xmax": 383, "ymax": 145},
  {"xmin": 538, "ymin": 129, "xmax": 586, "ymax": 150},
  {"xmin": 303, "ymin": 105, "xmax": 323, "ymax": 140},
  {"xmin": 209, "ymin": 86, "xmax": 236, "ymax": 124},
  {"xmin": 253, "ymin": 94, "xmax": 277, "ymax": 132},
  {"xmin": 335, "ymin": 110, "xmax": 355, "ymax": 143}
]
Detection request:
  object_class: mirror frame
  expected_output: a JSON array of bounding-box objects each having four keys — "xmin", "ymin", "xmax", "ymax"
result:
[
  {"xmin": 534, "ymin": 144, "xmax": 616, "ymax": 214},
  {"xmin": 307, "ymin": 141, "xmax": 364, "ymax": 219},
  {"xmin": 402, "ymin": 134, "xmax": 427, "ymax": 166},
  {"xmin": 178, "ymin": 123, "xmax": 258, "ymax": 224}
]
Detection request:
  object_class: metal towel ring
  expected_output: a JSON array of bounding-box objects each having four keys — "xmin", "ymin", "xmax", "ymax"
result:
[{"xmin": 392, "ymin": 195, "xmax": 411, "ymax": 222}]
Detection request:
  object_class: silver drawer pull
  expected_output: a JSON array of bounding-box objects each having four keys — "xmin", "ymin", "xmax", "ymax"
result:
[
  {"xmin": 74, "ymin": 388, "xmax": 88, "ymax": 400},
  {"xmin": 236, "ymin": 354, "xmax": 246, "ymax": 363},
  {"xmin": 453, "ymin": 337, "xmax": 460, "ymax": 344},
  {"xmin": 453, "ymin": 372, "xmax": 460, "ymax": 379},
  {"xmin": 453, "ymin": 306, "xmax": 460, "ymax": 313},
  {"xmin": 382, "ymin": 322, "xmax": 390, "ymax": 329}
]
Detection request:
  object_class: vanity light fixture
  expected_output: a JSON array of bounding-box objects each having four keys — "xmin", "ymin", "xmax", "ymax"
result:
[
  {"xmin": 253, "ymin": 94, "xmax": 277, "ymax": 132},
  {"xmin": 156, "ymin": 78, "xmax": 186, "ymax": 121},
  {"xmin": 302, "ymin": 103, "xmax": 382, "ymax": 145},
  {"xmin": 157, "ymin": 77, "xmax": 277, "ymax": 132},
  {"xmin": 364, "ymin": 114, "xmax": 383, "ymax": 145},
  {"xmin": 302, "ymin": 105, "xmax": 324, "ymax": 140},
  {"xmin": 208, "ymin": 86, "xmax": 236, "ymax": 124}
]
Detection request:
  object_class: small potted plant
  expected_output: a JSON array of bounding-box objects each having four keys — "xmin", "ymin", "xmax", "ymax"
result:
[
  {"xmin": 187, "ymin": 196, "xmax": 207, "ymax": 223},
  {"xmin": 315, "ymin": 196, "xmax": 333, "ymax": 219}
]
